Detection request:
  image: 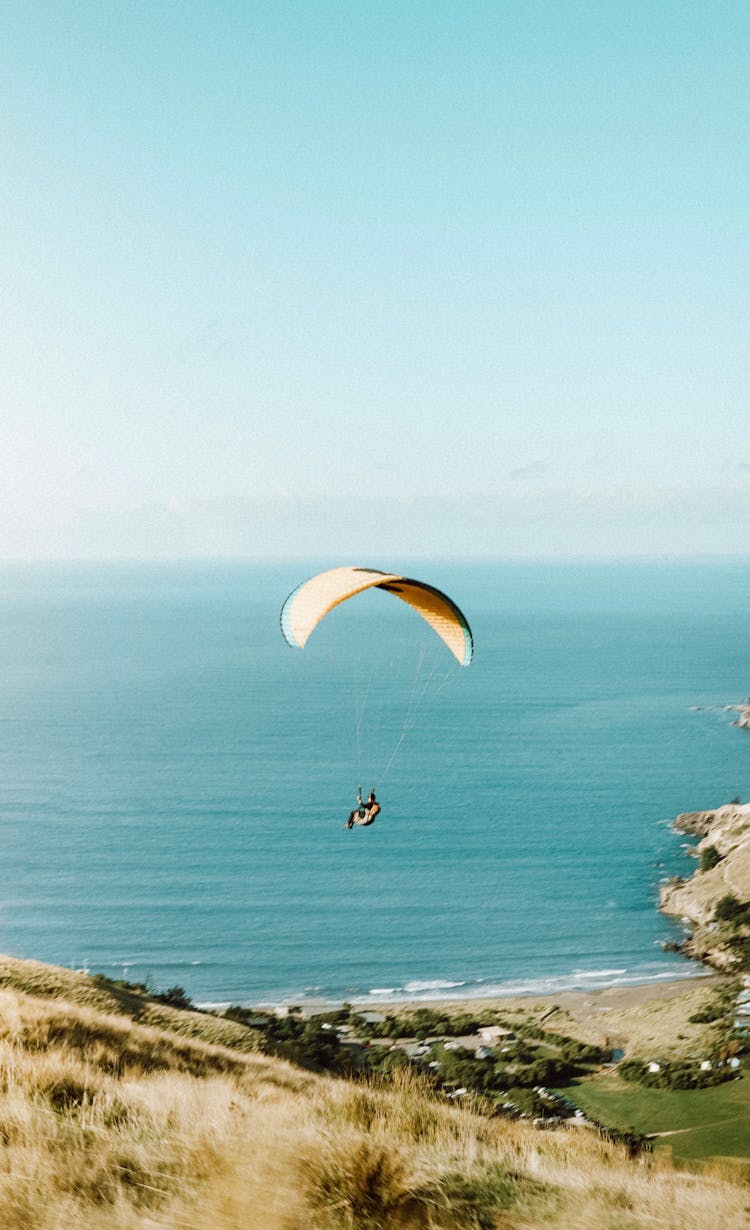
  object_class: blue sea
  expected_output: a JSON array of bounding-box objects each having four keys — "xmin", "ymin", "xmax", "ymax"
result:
[{"xmin": 0, "ymin": 560, "xmax": 747, "ymax": 1008}]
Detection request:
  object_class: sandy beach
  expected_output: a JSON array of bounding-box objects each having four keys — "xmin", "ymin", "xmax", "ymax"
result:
[
  {"xmin": 359, "ymin": 973, "xmax": 728, "ymax": 1056},
  {"xmin": 391, "ymin": 972, "xmax": 716, "ymax": 1016}
]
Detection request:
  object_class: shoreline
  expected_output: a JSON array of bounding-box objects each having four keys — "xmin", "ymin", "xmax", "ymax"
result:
[
  {"xmin": 197, "ymin": 972, "xmax": 732, "ymax": 1058},
  {"xmin": 196, "ymin": 967, "xmax": 715, "ymax": 1017},
  {"xmin": 377, "ymin": 972, "xmax": 724, "ymax": 1025}
]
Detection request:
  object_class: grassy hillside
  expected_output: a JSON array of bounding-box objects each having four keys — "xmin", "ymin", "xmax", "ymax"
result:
[
  {"xmin": 561, "ymin": 1073, "xmax": 749, "ymax": 1170},
  {"xmin": 0, "ymin": 955, "xmax": 748, "ymax": 1229}
]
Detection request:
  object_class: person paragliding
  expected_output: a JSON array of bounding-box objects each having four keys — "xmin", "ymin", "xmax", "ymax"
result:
[
  {"xmin": 346, "ymin": 787, "xmax": 381, "ymax": 829},
  {"xmin": 279, "ymin": 566, "xmax": 473, "ymax": 830}
]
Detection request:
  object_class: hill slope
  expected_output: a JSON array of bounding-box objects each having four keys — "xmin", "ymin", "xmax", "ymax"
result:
[{"xmin": 0, "ymin": 954, "xmax": 747, "ymax": 1230}]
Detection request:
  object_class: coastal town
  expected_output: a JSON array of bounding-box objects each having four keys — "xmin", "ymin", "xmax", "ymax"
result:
[{"xmin": 224, "ymin": 982, "xmax": 747, "ymax": 1147}]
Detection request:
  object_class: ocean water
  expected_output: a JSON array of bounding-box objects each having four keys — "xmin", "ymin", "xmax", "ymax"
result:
[{"xmin": 0, "ymin": 559, "xmax": 747, "ymax": 1007}]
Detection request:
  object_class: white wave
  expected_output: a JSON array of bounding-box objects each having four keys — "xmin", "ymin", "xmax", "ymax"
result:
[
  {"xmin": 571, "ymin": 968, "xmax": 627, "ymax": 978},
  {"xmin": 352, "ymin": 966, "xmax": 708, "ymax": 1004},
  {"xmin": 196, "ymin": 962, "xmax": 710, "ymax": 1012},
  {"xmin": 403, "ymin": 979, "xmax": 466, "ymax": 993},
  {"xmin": 604, "ymin": 969, "xmax": 711, "ymax": 987}
]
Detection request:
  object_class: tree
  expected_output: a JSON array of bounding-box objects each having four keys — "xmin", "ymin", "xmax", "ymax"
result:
[{"xmin": 155, "ymin": 986, "xmax": 193, "ymax": 1010}]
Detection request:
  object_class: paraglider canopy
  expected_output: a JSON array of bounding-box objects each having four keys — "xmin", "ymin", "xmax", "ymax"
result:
[{"xmin": 280, "ymin": 566, "xmax": 473, "ymax": 666}]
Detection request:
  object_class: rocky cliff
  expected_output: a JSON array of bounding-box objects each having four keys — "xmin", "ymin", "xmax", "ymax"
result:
[{"xmin": 660, "ymin": 803, "xmax": 750, "ymax": 971}]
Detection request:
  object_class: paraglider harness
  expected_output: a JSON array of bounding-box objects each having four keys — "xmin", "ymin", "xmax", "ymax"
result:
[{"xmin": 346, "ymin": 787, "xmax": 381, "ymax": 829}]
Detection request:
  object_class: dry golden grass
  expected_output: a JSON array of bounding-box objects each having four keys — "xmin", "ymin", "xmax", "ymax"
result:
[
  {"xmin": 0, "ymin": 954, "xmax": 259, "ymax": 1050},
  {"xmin": 0, "ymin": 970, "xmax": 748, "ymax": 1230}
]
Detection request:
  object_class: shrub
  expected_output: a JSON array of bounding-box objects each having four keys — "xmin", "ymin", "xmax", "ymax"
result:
[
  {"xmin": 154, "ymin": 986, "xmax": 194, "ymax": 1010},
  {"xmin": 560, "ymin": 1038, "xmax": 608, "ymax": 1064},
  {"xmin": 700, "ymin": 845, "xmax": 722, "ymax": 872},
  {"xmin": 618, "ymin": 1058, "xmax": 734, "ymax": 1090},
  {"xmin": 715, "ymin": 895, "xmax": 750, "ymax": 925},
  {"xmin": 427, "ymin": 1164, "xmax": 546, "ymax": 1230},
  {"xmin": 724, "ymin": 935, "xmax": 750, "ymax": 970}
]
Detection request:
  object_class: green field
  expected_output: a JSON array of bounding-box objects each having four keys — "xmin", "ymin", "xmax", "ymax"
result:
[{"xmin": 560, "ymin": 1072, "xmax": 750, "ymax": 1168}]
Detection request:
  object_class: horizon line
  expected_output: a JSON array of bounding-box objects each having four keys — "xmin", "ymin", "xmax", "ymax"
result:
[{"xmin": 0, "ymin": 552, "xmax": 748, "ymax": 567}]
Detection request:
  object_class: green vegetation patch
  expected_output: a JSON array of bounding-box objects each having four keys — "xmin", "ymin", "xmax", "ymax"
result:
[
  {"xmin": 225, "ymin": 1005, "xmax": 351, "ymax": 1073},
  {"xmin": 560, "ymin": 1072, "xmax": 750, "ymax": 1166},
  {"xmin": 688, "ymin": 980, "xmax": 740, "ymax": 1025},
  {"xmin": 424, "ymin": 1164, "xmax": 550, "ymax": 1230}
]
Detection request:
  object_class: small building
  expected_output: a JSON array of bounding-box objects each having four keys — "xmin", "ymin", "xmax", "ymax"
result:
[
  {"xmin": 699, "ymin": 1060, "xmax": 713, "ymax": 1071},
  {"xmin": 399, "ymin": 1042, "xmax": 431, "ymax": 1058},
  {"xmin": 276, "ymin": 1004, "xmax": 303, "ymax": 1018},
  {"xmin": 478, "ymin": 1025, "xmax": 515, "ymax": 1043},
  {"xmin": 647, "ymin": 1062, "xmax": 661, "ymax": 1073}
]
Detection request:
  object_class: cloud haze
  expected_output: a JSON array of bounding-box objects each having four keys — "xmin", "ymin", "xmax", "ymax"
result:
[{"xmin": 1, "ymin": 3, "xmax": 747, "ymax": 559}]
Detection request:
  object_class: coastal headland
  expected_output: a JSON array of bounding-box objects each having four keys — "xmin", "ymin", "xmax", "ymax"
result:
[{"xmin": 660, "ymin": 802, "xmax": 750, "ymax": 971}]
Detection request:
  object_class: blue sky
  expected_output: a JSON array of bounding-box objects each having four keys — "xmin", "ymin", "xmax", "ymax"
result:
[{"xmin": 1, "ymin": 1, "xmax": 747, "ymax": 558}]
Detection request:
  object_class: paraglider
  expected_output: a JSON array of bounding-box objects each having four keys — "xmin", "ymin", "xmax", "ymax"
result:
[
  {"xmin": 346, "ymin": 787, "xmax": 381, "ymax": 829},
  {"xmin": 279, "ymin": 566, "xmax": 473, "ymax": 829},
  {"xmin": 279, "ymin": 566, "xmax": 473, "ymax": 666}
]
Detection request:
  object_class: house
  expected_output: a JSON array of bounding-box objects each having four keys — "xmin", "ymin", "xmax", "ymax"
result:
[
  {"xmin": 647, "ymin": 1062, "xmax": 661, "ymax": 1073},
  {"xmin": 276, "ymin": 1004, "xmax": 302, "ymax": 1018},
  {"xmin": 393, "ymin": 1042, "xmax": 429, "ymax": 1059},
  {"xmin": 478, "ymin": 1025, "xmax": 515, "ymax": 1044},
  {"xmin": 699, "ymin": 1061, "xmax": 712, "ymax": 1071}
]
